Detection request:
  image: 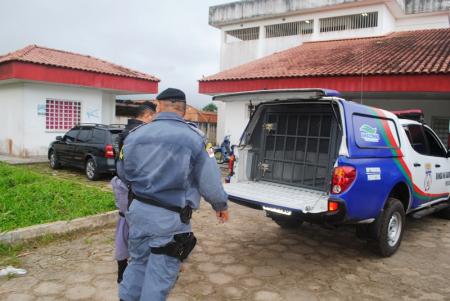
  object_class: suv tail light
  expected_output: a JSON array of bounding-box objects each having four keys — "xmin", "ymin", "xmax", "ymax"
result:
[
  {"xmin": 105, "ymin": 144, "xmax": 114, "ymax": 159},
  {"xmin": 331, "ymin": 166, "xmax": 356, "ymax": 194}
]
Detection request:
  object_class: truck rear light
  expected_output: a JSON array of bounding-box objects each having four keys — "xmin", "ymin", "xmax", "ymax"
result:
[
  {"xmin": 105, "ymin": 144, "xmax": 114, "ymax": 159},
  {"xmin": 331, "ymin": 166, "xmax": 356, "ymax": 194},
  {"xmin": 328, "ymin": 200, "xmax": 340, "ymax": 212}
]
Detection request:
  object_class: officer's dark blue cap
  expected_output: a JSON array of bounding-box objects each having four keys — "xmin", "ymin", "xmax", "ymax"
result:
[{"xmin": 156, "ymin": 88, "xmax": 186, "ymax": 103}]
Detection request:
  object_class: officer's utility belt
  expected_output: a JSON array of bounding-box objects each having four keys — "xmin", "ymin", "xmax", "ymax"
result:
[
  {"xmin": 151, "ymin": 232, "xmax": 197, "ymax": 262},
  {"xmin": 131, "ymin": 193, "xmax": 193, "ymax": 224}
]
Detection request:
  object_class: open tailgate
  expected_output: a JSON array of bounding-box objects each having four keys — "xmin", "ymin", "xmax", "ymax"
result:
[{"xmin": 224, "ymin": 181, "xmax": 328, "ymax": 214}]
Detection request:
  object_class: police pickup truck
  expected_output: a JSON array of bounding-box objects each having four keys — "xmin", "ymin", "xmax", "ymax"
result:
[{"xmin": 222, "ymin": 89, "xmax": 450, "ymax": 257}]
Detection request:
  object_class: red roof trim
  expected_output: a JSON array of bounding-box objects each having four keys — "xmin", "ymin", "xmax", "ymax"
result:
[
  {"xmin": 199, "ymin": 75, "xmax": 450, "ymax": 95},
  {"xmin": 0, "ymin": 62, "xmax": 158, "ymax": 93}
]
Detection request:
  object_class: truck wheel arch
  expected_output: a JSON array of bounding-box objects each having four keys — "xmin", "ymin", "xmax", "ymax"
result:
[{"xmin": 385, "ymin": 181, "xmax": 411, "ymax": 212}]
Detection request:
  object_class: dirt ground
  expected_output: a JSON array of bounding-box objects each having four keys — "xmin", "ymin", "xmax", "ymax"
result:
[
  {"xmin": 22, "ymin": 163, "xmax": 113, "ymax": 191},
  {"xmin": 1, "ymin": 200, "xmax": 450, "ymax": 301}
]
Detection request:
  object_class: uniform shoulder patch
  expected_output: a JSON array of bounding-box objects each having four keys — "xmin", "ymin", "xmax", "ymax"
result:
[{"xmin": 206, "ymin": 147, "xmax": 215, "ymax": 158}]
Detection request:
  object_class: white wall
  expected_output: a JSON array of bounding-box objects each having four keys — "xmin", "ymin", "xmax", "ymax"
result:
[
  {"xmin": 21, "ymin": 83, "xmax": 104, "ymax": 157},
  {"xmin": 221, "ymin": 100, "xmax": 250, "ymax": 145},
  {"xmin": 101, "ymin": 93, "xmax": 116, "ymax": 125},
  {"xmin": 215, "ymin": 101, "xmax": 227, "ymax": 145},
  {"xmin": 395, "ymin": 14, "xmax": 450, "ymax": 31},
  {"xmin": 0, "ymin": 83, "xmax": 25, "ymax": 156},
  {"xmin": 219, "ymin": 3, "xmax": 389, "ymax": 70}
]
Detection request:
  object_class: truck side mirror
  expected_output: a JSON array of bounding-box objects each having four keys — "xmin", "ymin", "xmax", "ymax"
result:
[{"xmin": 56, "ymin": 136, "xmax": 63, "ymax": 141}]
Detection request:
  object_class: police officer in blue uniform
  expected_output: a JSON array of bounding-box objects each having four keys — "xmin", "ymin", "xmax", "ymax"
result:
[{"xmin": 118, "ymin": 88, "xmax": 229, "ymax": 301}]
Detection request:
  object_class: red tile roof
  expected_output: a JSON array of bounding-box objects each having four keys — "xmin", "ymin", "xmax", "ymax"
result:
[
  {"xmin": 0, "ymin": 45, "xmax": 159, "ymax": 81},
  {"xmin": 201, "ymin": 28, "xmax": 450, "ymax": 82},
  {"xmin": 185, "ymin": 105, "xmax": 217, "ymax": 123}
]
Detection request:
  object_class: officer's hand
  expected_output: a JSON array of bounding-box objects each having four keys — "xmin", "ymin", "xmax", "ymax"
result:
[{"xmin": 216, "ymin": 210, "xmax": 229, "ymax": 223}]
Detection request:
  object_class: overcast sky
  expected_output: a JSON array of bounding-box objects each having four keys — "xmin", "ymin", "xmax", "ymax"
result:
[{"xmin": 0, "ymin": 0, "xmax": 230, "ymax": 108}]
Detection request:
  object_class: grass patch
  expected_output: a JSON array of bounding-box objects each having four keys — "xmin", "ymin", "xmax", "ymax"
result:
[{"xmin": 0, "ymin": 162, "xmax": 114, "ymax": 232}]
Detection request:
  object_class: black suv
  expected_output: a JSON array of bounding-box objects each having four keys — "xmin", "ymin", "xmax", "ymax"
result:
[{"xmin": 48, "ymin": 124, "xmax": 124, "ymax": 180}]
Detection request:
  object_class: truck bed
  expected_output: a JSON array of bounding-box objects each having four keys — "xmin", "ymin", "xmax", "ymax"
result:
[{"xmin": 224, "ymin": 181, "xmax": 329, "ymax": 214}]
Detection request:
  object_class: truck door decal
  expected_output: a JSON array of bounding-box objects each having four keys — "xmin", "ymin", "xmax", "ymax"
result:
[{"xmin": 370, "ymin": 108, "xmax": 449, "ymax": 202}]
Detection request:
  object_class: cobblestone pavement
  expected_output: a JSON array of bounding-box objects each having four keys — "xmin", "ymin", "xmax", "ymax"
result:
[{"xmin": 1, "ymin": 202, "xmax": 450, "ymax": 301}]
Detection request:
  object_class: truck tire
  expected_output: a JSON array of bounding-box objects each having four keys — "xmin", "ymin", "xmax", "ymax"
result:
[
  {"xmin": 85, "ymin": 158, "xmax": 100, "ymax": 181},
  {"xmin": 370, "ymin": 198, "xmax": 405, "ymax": 257},
  {"xmin": 270, "ymin": 215, "xmax": 303, "ymax": 229},
  {"xmin": 49, "ymin": 150, "xmax": 61, "ymax": 169}
]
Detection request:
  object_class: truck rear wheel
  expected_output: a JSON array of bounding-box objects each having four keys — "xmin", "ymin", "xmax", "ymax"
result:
[{"xmin": 370, "ymin": 198, "xmax": 405, "ymax": 257}]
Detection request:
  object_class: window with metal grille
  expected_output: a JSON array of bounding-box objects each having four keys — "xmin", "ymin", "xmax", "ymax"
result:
[
  {"xmin": 225, "ymin": 27, "xmax": 259, "ymax": 43},
  {"xmin": 432, "ymin": 116, "xmax": 450, "ymax": 147},
  {"xmin": 319, "ymin": 11, "xmax": 378, "ymax": 33},
  {"xmin": 46, "ymin": 99, "xmax": 81, "ymax": 131},
  {"xmin": 265, "ymin": 20, "xmax": 314, "ymax": 38}
]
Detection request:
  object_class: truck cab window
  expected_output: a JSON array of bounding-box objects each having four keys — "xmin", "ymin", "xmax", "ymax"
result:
[
  {"xmin": 406, "ymin": 125, "xmax": 427, "ymax": 155},
  {"xmin": 424, "ymin": 127, "xmax": 447, "ymax": 157}
]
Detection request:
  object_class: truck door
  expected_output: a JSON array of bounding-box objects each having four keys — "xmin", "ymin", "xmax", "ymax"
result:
[
  {"xmin": 403, "ymin": 125, "xmax": 432, "ymax": 206},
  {"xmin": 422, "ymin": 126, "xmax": 450, "ymax": 199}
]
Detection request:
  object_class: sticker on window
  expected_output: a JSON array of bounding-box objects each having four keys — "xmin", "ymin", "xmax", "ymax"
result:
[
  {"xmin": 352, "ymin": 114, "xmax": 399, "ymax": 149},
  {"xmin": 360, "ymin": 124, "xmax": 380, "ymax": 143}
]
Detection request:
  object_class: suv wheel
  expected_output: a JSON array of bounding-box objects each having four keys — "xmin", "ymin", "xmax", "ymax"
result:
[
  {"xmin": 49, "ymin": 150, "xmax": 61, "ymax": 169},
  {"xmin": 85, "ymin": 158, "xmax": 100, "ymax": 181},
  {"xmin": 370, "ymin": 198, "xmax": 405, "ymax": 257}
]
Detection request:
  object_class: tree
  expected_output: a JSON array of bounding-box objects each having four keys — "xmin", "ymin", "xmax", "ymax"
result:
[{"xmin": 202, "ymin": 103, "xmax": 218, "ymax": 112}]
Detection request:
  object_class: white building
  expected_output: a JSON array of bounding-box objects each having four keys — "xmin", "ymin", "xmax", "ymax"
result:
[
  {"xmin": 0, "ymin": 45, "xmax": 159, "ymax": 157},
  {"xmin": 202, "ymin": 0, "xmax": 450, "ymax": 145}
]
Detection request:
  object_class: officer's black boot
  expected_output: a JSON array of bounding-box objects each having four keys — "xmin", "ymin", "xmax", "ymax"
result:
[{"xmin": 117, "ymin": 259, "xmax": 128, "ymax": 283}]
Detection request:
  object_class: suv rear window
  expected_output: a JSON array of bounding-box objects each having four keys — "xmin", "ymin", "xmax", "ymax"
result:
[
  {"xmin": 91, "ymin": 129, "xmax": 106, "ymax": 144},
  {"xmin": 77, "ymin": 128, "xmax": 92, "ymax": 142}
]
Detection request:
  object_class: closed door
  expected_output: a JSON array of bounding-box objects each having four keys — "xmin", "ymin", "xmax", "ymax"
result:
[
  {"xmin": 59, "ymin": 128, "xmax": 80, "ymax": 163},
  {"xmin": 423, "ymin": 126, "xmax": 450, "ymax": 198}
]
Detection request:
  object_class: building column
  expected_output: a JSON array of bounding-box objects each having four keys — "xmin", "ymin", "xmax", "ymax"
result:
[
  {"xmin": 312, "ymin": 17, "xmax": 320, "ymax": 40},
  {"xmin": 257, "ymin": 25, "xmax": 265, "ymax": 58}
]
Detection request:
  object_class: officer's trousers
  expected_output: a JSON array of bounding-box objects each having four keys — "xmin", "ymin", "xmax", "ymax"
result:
[{"xmin": 119, "ymin": 200, "xmax": 191, "ymax": 301}]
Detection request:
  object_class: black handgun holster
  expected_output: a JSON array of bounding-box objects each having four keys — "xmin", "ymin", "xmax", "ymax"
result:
[{"xmin": 151, "ymin": 232, "xmax": 197, "ymax": 262}]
